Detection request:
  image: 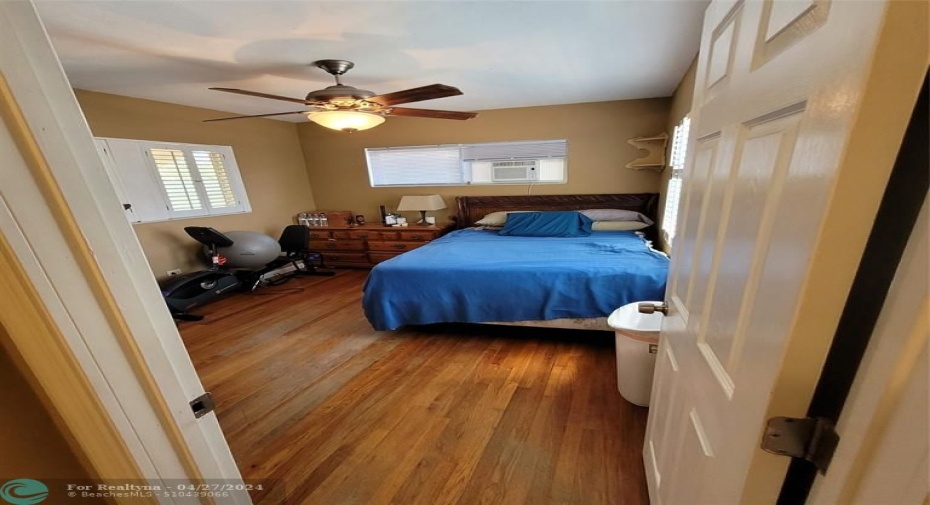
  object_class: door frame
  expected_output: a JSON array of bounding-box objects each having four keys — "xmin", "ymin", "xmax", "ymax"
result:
[
  {"xmin": 0, "ymin": 207, "xmax": 149, "ymax": 497},
  {"xmin": 0, "ymin": 2, "xmax": 245, "ymax": 502},
  {"xmin": 779, "ymin": 72, "xmax": 929, "ymax": 503}
]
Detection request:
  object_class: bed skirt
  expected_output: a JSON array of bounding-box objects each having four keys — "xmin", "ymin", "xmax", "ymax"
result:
[{"xmin": 482, "ymin": 317, "xmax": 610, "ymax": 331}]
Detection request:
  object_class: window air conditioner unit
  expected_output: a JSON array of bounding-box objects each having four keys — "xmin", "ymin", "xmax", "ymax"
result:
[{"xmin": 491, "ymin": 160, "xmax": 537, "ymax": 182}]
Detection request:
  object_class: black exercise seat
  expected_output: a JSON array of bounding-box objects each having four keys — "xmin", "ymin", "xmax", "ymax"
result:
[
  {"xmin": 184, "ymin": 226, "xmax": 234, "ymax": 248},
  {"xmin": 266, "ymin": 225, "xmax": 334, "ymax": 284}
]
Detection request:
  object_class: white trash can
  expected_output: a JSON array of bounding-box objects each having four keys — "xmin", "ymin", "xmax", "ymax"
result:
[{"xmin": 608, "ymin": 301, "xmax": 663, "ymax": 407}]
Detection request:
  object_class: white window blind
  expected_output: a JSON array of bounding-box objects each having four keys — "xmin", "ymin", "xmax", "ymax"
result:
[
  {"xmin": 461, "ymin": 140, "xmax": 567, "ymax": 161},
  {"xmin": 366, "ymin": 140, "xmax": 568, "ymax": 187},
  {"xmin": 662, "ymin": 116, "xmax": 691, "ymax": 245},
  {"xmin": 94, "ymin": 137, "xmax": 251, "ymax": 224},
  {"xmin": 366, "ymin": 146, "xmax": 463, "ymax": 186}
]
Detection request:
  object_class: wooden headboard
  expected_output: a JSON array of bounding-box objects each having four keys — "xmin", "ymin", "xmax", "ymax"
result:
[{"xmin": 455, "ymin": 193, "xmax": 660, "ymax": 241}]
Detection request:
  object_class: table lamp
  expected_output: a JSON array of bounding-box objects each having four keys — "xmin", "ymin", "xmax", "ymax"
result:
[{"xmin": 396, "ymin": 195, "xmax": 447, "ymax": 226}]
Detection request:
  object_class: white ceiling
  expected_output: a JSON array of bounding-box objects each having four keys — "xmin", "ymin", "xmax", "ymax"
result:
[{"xmin": 35, "ymin": 1, "xmax": 706, "ymax": 122}]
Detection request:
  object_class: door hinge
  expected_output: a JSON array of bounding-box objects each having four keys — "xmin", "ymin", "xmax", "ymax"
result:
[
  {"xmin": 761, "ymin": 416, "xmax": 839, "ymax": 474},
  {"xmin": 189, "ymin": 392, "xmax": 215, "ymax": 419}
]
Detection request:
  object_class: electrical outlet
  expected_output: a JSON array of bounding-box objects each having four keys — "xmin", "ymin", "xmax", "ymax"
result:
[{"xmin": 167, "ymin": 269, "xmax": 182, "ymax": 277}]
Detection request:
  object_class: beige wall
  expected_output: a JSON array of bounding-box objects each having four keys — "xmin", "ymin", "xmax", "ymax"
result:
[
  {"xmin": 297, "ymin": 99, "xmax": 671, "ymax": 224},
  {"xmin": 75, "ymin": 90, "xmax": 315, "ymax": 279},
  {"xmin": 75, "ymin": 91, "xmax": 678, "ymax": 276},
  {"xmin": 0, "ymin": 328, "xmax": 101, "ymax": 491},
  {"xmin": 658, "ymin": 56, "xmax": 698, "ymax": 251},
  {"xmin": 667, "ymin": 57, "xmax": 698, "ymax": 138}
]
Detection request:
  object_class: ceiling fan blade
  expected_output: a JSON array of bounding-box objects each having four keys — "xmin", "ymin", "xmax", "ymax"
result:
[
  {"xmin": 209, "ymin": 87, "xmax": 309, "ymax": 105},
  {"xmin": 203, "ymin": 110, "xmax": 311, "ymax": 122},
  {"xmin": 387, "ymin": 107, "xmax": 478, "ymax": 120},
  {"xmin": 368, "ymin": 84, "xmax": 463, "ymax": 106}
]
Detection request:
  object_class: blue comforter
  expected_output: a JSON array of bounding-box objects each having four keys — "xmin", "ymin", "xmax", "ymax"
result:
[{"xmin": 362, "ymin": 229, "xmax": 669, "ymax": 330}]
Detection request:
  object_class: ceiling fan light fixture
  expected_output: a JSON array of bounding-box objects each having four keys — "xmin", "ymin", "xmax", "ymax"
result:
[
  {"xmin": 307, "ymin": 110, "xmax": 385, "ymax": 132},
  {"xmin": 208, "ymin": 59, "xmax": 476, "ymax": 125}
]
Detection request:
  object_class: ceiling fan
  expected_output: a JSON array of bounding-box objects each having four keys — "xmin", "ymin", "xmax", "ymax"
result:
[{"xmin": 205, "ymin": 59, "xmax": 478, "ymax": 132}]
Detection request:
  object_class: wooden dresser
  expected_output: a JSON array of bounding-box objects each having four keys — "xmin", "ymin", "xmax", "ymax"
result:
[{"xmin": 307, "ymin": 224, "xmax": 450, "ymax": 268}]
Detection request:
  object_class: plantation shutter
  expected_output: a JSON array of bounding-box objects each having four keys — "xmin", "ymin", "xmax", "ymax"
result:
[
  {"xmin": 191, "ymin": 149, "xmax": 243, "ymax": 213},
  {"xmin": 662, "ymin": 116, "xmax": 691, "ymax": 245},
  {"xmin": 96, "ymin": 139, "xmax": 251, "ymax": 223},
  {"xmin": 148, "ymin": 148, "xmax": 204, "ymax": 216}
]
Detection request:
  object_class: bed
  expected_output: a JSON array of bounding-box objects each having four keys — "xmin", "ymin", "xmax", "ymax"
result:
[{"xmin": 362, "ymin": 193, "xmax": 669, "ymax": 331}]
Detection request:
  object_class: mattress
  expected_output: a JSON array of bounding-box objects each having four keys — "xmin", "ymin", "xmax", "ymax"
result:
[{"xmin": 362, "ymin": 229, "xmax": 669, "ymax": 331}]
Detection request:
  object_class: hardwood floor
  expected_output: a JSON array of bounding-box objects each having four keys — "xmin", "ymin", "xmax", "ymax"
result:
[{"xmin": 178, "ymin": 270, "xmax": 649, "ymax": 505}]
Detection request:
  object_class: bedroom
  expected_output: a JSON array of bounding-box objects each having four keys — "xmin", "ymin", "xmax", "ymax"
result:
[{"xmin": 0, "ymin": 0, "xmax": 924, "ymax": 504}]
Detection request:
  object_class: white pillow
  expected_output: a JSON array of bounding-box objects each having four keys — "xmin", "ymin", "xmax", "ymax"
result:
[
  {"xmin": 581, "ymin": 209, "xmax": 654, "ymax": 225},
  {"xmin": 474, "ymin": 210, "xmax": 534, "ymax": 227},
  {"xmin": 593, "ymin": 221, "xmax": 650, "ymax": 231}
]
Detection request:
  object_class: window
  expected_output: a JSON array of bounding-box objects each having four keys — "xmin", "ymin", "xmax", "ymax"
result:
[
  {"xmin": 365, "ymin": 139, "xmax": 567, "ymax": 187},
  {"xmin": 95, "ymin": 138, "xmax": 251, "ymax": 223},
  {"xmin": 661, "ymin": 116, "xmax": 691, "ymax": 245},
  {"xmin": 367, "ymin": 145, "xmax": 463, "ymax": 186}
]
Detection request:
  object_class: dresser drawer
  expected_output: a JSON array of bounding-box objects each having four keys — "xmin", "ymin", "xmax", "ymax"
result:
[
  {"xmin": 307, "ymin": 230, "xmax": 331, "ymax": 240},
  {"xmin": 399, "ymin": 230, "xmax": 436, "ymax": 241},
  {"xmin": 368, "ymin": 252, "xmax": 401, "ymax": 264},
  {"xmin": 368, "ymin": 241, "xmax": 424, "ymax": 253},
  {"xmin": 347, "ymin": 230, "xmax": 375, "ymax": 240},
  {"xmin": 310, "ymin": 239, "xmax": 366, "ymax": 251},
  {"xmin": 331, "ymin": 230, "xmax": 350, "ymax": 239},
  {"xmin": 376, "ymin": 231, "xmax": 400, "ymax": 240},
  {"xmin": 322, "ymin": 252, "xmax": 368, "ymax": 264}
]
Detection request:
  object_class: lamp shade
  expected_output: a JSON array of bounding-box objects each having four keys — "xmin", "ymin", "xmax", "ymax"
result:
[
  {"xmin": 396, "ymin": 195, "xmax": 447, "ymax": 212},
  {"xmin": 307, "ymin": 111, "xmax": 385, "ymax": 132}
]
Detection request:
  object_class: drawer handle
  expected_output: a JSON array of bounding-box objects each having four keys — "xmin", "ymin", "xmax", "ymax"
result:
[
  {"xmin": 391, "ymin": 244, "xmax": 407, "ymax": 250},
  {"xmin": 357, "ymin": 233, "xmax": 369, "ymax": 238},
  {"xmin": 326, "ymin": 243, "xmax": 337, "ymax": 249},
  {"xmin": 409, "ymin": 235, "xmax": 423, "ymax": 240}
]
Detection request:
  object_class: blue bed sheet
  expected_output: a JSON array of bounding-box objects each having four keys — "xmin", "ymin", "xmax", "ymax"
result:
[{"xmin": 362, "ymin": 229, "xmax": 669, "ymax": 330}]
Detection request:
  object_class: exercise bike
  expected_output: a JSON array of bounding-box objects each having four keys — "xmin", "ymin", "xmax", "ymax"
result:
[{"xmin": 160, "ymin": 226, "xmax": 332, "ymax": 321}]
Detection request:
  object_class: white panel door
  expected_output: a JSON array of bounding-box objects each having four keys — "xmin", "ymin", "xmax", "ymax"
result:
[{"xmin": 643, "ymin": 1, "xmax": 927, "ymax": 503}]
